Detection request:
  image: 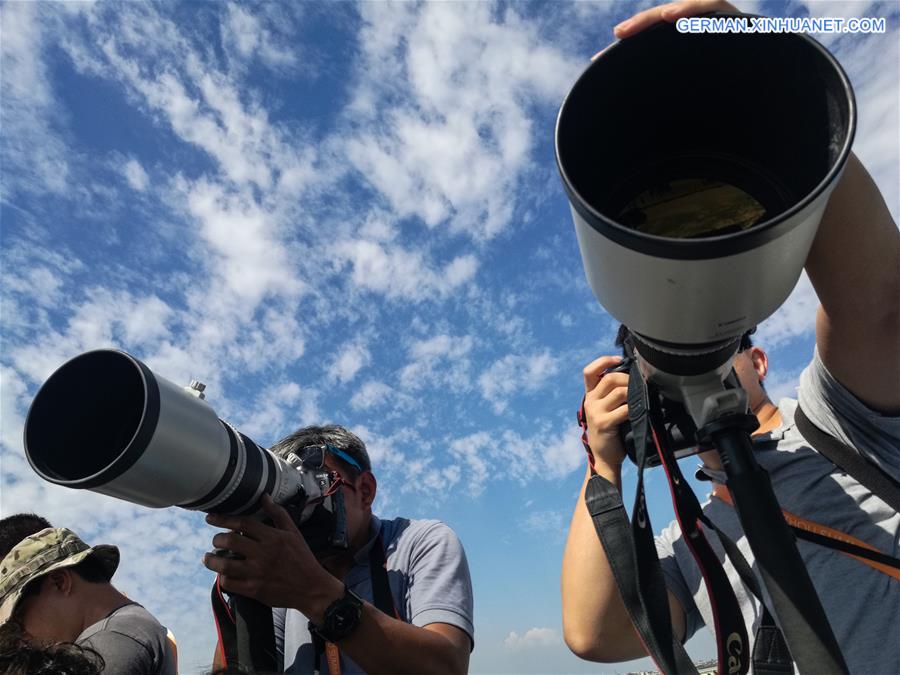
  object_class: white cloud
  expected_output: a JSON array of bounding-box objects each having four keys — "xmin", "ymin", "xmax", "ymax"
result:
[
  {"xmin": 765, "ymin": 366, "xmax": 804, "ymax": 404},
  {"xmin": 220, "ymin": 3, "xmax": 298, "ymax": 70},
  {"xmin": 478, "ymin": 351, "xmax": 560, "ymax": 413},
  {"xmin": 333, "ymin": 239, "xmax": 477, "ymax": 301},
  {"xmin": 123, "ymin": 158, "xmax": 149, "ymax": 191},
  {"xmin": 504, "ymin": 627, "xmax": 562, "ymax": 650},
  {"xmin": 329, "ymin": 341, "xmax": 371, "ymax": 384},
  {"xmin": 399, "ymin": 333, "xmax": 475, "ymax": 392},
  {"xmin": 350, "ymin": 380, "xmax": 394, "ymax": 410},
  {"xmin": 448, "ymin": 432, "xmax": 494, "ymax": 498},
  {"xmin": 520, "ymin": 510, "xmax": 569, "ymax": 535},
  {"xmin": 445, "ymin": 419, "xmax": 584, "ymax": 497},
  {"xmin": 231, "ymin": 381, "xmax": 319, "ymax": 445},
  {"xmin": 181, "ymin": 178, "xmax": 305, "ymax": 306},
  {"xmin": 755, "ymin": 272, "xmax": 818, "ymax": 350},
  {"xmin": 344, "ymin": 2, "xmax": 582, "ymax": 240},
  {"xmin": 0, "ymin": 2, "xmax": 70, "ymax": 195},
  {"xmin": 6, "ymin": 289, "xmax": 176, "ymax": 386}
]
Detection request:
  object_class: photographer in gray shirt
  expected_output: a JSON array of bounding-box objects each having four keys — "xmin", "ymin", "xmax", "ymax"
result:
[
  {"xmin": 561, "ymin": 1, "xmax": 899, "ymax": 672},
  {"xmin": 203, "ymin": 425, "xmax": 474, "ymax": 675}
]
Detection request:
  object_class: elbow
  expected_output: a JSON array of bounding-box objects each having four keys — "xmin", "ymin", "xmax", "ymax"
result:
[
  {"xmin": 563, "ymin": 623, "xmax": 612, "ymax": 662},
  {"xmin": 436, "ymin": 639, "xmax": 469, "ymax": 675},
  {"xmin": 441, "ymin": 651, "xmax": 468, "ymax": 675}
]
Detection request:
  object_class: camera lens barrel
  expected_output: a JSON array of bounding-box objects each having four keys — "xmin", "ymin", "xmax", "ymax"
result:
[
  {"xmin": 24, "ymin": 350, "xmax": 303, "ymax": 516},
  {"xmin": 556, "ymin": 16, "xmax": 855, "ymax": 345}
]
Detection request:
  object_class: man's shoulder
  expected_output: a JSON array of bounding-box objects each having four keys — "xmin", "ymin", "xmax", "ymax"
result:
[
  {"xmin": 107, "ymin": 603, "xmax": 165, "ymax": 629},
  {"xmin": 80, "ymin": 603, "xmax": 167, "ymax": 648},
  {"xmin": 379, "ymin": 516, "xmax": 460, "ymax": 545},
  {"xmin": 378, "ymin": 516, "xmax": 467, "ymax": 566}
]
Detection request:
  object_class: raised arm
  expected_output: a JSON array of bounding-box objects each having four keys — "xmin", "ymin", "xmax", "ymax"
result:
[
  {"xmin": 806, "ymin": 153, "xmax": 900, "ymax": 414},
  {"xmin": 561, "ymin": 356, "xmax": 686, "ymax": 662}
]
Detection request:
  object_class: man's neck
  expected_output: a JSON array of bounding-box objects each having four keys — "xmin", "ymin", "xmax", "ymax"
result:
[
  {"xmin": 77, "ymin": 583, "xmax": 132, "ymax": 636},
  {"xmin": 699, "ymin": 397, "xmax": 781, "ymax": 471},
  {"xmin": 321, "ymin": 513, "xmax": 374, "ymax": 580}
]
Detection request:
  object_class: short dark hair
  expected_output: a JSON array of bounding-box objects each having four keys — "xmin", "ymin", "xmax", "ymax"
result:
[
  {"xmin": 70, "ymin": 556, "xmax": 113, "ymax": 584},
  {"xmin": 0, "ymin": 621, "xmax": 104, "ymax": 674},
  {"xmin": 0, "ymin": 514, "xmax": 52, "ymax": 561},
  {"xmin": 270, "ymin": 425, "xmax": 371, "ymax": 476}
]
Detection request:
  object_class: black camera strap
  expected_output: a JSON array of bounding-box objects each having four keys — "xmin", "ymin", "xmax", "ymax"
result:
[
  {"xmin": 795, "ymin": 405, "xmax": 900, "ymax": 512},
  {"xmin": 310, "ymin": 532, "xmax": 399, "ymax": 675},
  {"xmin": 584, "ymin": 474, "xmax": 697, "ymax": 674},
  {"xmin": 582, "ymin": 367, "xmax": 696, "ymax": 674}
]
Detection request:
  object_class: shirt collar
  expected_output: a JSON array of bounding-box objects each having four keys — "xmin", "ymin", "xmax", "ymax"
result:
[{"xmin": 352, "ymin": 515, "xmax": 382, "ymax": 566}]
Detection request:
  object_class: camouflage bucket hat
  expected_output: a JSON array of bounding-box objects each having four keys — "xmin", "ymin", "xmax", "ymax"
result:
[{"xmin": 0, "ymin": 527, "xmax": 119, "ymax": 622}]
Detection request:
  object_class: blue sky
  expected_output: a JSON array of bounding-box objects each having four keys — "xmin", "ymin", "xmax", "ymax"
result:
[{"xmin": 1, "ymin": 1, "xmax": 897, "ymax": 673}]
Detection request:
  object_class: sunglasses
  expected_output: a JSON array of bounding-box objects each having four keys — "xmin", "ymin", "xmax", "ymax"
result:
[{"xmin": 297, "ymin": 444, "xmax": 364, "ymax": 473}]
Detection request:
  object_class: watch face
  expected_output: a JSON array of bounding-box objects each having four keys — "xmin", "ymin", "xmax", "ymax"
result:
[
  {"xmin": 322, "ymin": 589, "xmax": 362, "ymax": 641},
  {"xmin": 333, "ymin": 605, "xmax": 355, "ymax": 630}
]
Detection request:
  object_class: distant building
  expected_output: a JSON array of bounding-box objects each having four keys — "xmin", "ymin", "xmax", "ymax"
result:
[{"xmin": 627, "ymin": 658, "xmax": 717, "ymax": 675}]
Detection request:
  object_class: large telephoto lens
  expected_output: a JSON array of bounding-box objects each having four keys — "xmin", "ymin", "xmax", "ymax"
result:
[
  {"xmin": 556, "ymin": 15, "xmax": 855, "ymax": 346},
  {"xmin": 24, "ymin": 350, "xmax": 302, "ymax": 515}
]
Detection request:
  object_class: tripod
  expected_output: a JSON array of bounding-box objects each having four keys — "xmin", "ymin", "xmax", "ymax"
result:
[{"xmin": 648, "ymin": 348, "xmax": 849, "ymax": 673}]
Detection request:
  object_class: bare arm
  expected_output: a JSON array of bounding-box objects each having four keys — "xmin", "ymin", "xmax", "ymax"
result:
[
  {"xmin": 338, "ymin": 612, "xmax": 469, "ymax": 675},
  {"xmin": 806, "ymin": 153, "xmax": 900, "ymax": 414},
  {"xmin": 561, "ymin": 357, "xmax": 686, "ymax": 662}
]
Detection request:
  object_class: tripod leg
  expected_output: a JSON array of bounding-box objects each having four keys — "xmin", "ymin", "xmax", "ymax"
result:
[{"xmin": 709, "ymin": 422, "xmax": 848, "ymax": 674}]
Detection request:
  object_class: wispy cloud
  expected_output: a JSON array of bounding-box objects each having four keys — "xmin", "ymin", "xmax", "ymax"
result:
[
  {"xmin": 504, "ymin": 627, "xmax": 563, "ymax": 650},
  {"xmin": 332, "ymin": 239, "xmax": 478, "ymax": 301},
  {"xmin": 344, "ymin": 2, "xmax": 581, "ymax": 240},
  {"xmin": 0, "ymin": 2, "xmax": 70, "ymax": 196},
  {"xmin": 328, "ymin": 340, "xmax": 372, "ymax": 384},
  {"xmin": 123, "ymin": 158, "xmax": 150, "ymax": 191},
  {"xmin": 478, "ymin": 351, "xmax": 560, "ymax": 413},
  {"xmin": 755, "ymin": 272, "xmax": 818, "ymax": 350},
  {"xmin": 399, "ymin": 333, "xmax": 475, "ymax": 392}
]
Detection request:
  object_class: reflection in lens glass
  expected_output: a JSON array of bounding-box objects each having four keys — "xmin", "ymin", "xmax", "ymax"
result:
[{"xmin": 618, "ymin": 178, "xmax": 767, "ymax": 238}]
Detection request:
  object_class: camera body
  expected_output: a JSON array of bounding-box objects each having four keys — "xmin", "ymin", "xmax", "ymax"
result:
[
  {"xmin": 281, "ymin": 453, "xmax": 350, "ymax": 553},
  {"xmin": 606, "ymin": 357, "xmax": 709, "ymax": 468}
]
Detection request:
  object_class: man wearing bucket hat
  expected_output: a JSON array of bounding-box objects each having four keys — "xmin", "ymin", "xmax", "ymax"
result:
[
  {"xmin": 560, "ymin": 0, "xmax": 900, "ymax": 672},
  {"xmin": 0, "ymin": 517, "xmax": 177, "ymax": 674}
]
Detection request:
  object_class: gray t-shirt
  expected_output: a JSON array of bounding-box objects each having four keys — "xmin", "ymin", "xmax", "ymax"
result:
[
  {"xmin": 273, "ymin": 515, "xmax": 474, "ymax": 674},
  {"xmin": 656, "ymin": 349, "xmax": 900, "ymax": 673},
  {"xmin": 76, "ymin": 602, "xmax": 177, "ymax": 675}
]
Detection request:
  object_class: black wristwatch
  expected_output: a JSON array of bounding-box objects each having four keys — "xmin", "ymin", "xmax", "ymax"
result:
[{"xmin": 310, "ymin": 585, "xmax": 363, "ymax": 643}]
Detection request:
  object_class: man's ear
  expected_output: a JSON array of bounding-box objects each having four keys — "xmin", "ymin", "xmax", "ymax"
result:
[
  {"xmin": 749, "ymin": 347, "xmax": 769, "ymax": 384},
  {"xmin": 358, "ymin": 471, "xmax": 377, "ymax": 509},
  {"xmin": 46, "ymin": 569, "xmax": 75, "ymax": 596}
]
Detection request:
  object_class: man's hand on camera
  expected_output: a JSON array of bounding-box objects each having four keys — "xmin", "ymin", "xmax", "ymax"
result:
[
  {"xmin": 202, "ymin": 494, "xmax": 343, "ymax": 623},
  {"xmin": 582, "ymin": 356, "xmax": 630, "ymax": 471}
]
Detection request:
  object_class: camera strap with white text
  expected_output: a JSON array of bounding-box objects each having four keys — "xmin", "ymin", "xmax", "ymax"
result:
[{"xmin": 580, "ymin": 364, "xmax": 695, "ymax": 674}]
